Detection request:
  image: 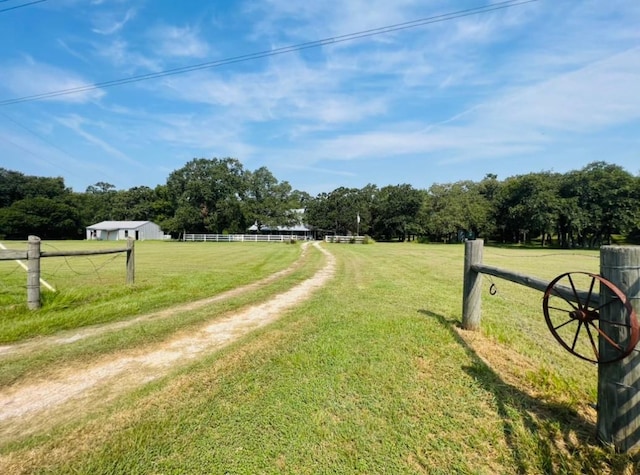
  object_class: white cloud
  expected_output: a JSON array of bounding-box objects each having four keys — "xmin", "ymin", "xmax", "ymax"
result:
[
  {"xmin": 471, "ymin": 46, "xmax": 640, "ymax": 134},
  {"xmin": 0, "ymin": 58, "xmax": 104, "ymax": 103},
  {"xmin": 97, "ymin": 38, "xmax": 161, "ymax": 72},
  {"xmin": 92, "ymin": 8, "xmax": 136, "ymax": 35},
  {"xmin": 288, "ymin": 43, "xmax": 640, "ymax": 167},
  {"xmin": 56, "ymin": 114, "xmax": 141, "ymax": 167},
  {"xmin": 0, "ymin": 119, "xmax": 119, "ymax": 184},
  {"xmin": 149, "ymin": 25, "xmax": 210, "ymax": 58}
]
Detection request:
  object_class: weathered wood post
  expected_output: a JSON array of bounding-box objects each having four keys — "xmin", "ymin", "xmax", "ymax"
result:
[
  {"xmin": 27, "ymin": 235, "xmax": 41, "ymax": 310},
  {"xmin": 126, "ymin": 238, "xmax": 135, "ymax": 285},
  {"xmin": 597, "ymin": 245, "xmax": 640, "ymax": 453},
  {"xmin": 462, "ymin": 239, "xmax": 484, "ymax": 331}
]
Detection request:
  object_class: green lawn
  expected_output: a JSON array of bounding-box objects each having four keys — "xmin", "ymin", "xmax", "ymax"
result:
[
  {"xmin": 0, "ymin": 239, "xmax": 302, "ymax": 342},
  {"xmin": 2, "ymin": 242, "xmax": 636, "ymax": 474}
]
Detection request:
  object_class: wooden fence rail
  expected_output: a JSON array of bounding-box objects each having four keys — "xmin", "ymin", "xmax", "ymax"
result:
[
  {"xmin": 1, "ymin": 235, "xmax": 134, "ymax": 310},
  {"xmin": 462, "ymin": 239, "xmax": 640, "ymax": 454}
]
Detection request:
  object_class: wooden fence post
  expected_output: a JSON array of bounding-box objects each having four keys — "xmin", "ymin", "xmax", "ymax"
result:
[
  {"xmin": 462, "ymin": 239, "xmax": 484, "ymax": 331},
  {"xmin": 126, "ymin": 238, "xmax": 135, "ymax": 285},
  {"xmin": 27, "ymin": 235, "xmax": 41, "ymax": 310},
  {"xmin": 597, "ymin": 245, "xmax": 640, "ymax": 453}
]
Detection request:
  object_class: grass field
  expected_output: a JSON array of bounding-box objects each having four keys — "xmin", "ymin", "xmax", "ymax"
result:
[
  {"xmin": 0, "ymin": 239, "xmax": 302, "ymax": 342},
  {"xmin": 1, "ymin": 241, "xmax": 637, "ymax": 474}
]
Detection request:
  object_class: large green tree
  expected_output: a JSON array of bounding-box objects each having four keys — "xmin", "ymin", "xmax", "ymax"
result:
[
  {"xmin": 0, "ymin": 168, "xmax": 69, "ymax": 207},
  {"xmin": 371, "ymin": 184, "xmax": 423, "ymax": 241},
  {"xmin": 494, "ymin": 172, "xmax": 561, "ymax": 245},
  {"xmin": 243, "ymin": 167, "xmax": 297, "ymax": 231},
  {"xmin": 560, "ymin": 162, "xmax": 639, "ymax": 247},
  {"xmin": 423, "ymin": 181, "xmax": 491, "ymax": 242},
  {"xmin": 0, "ymin": 196, "xmax": 82, "ymax": 239},
  {"xmin": 306, "ymin": 186, "xmax": 374, "ymax": 236},
  {"xmin": 82, "ymin": 182, "xmax": 117, "ymax": 224},
  {"xmin": 0, "ymin": 169, "xmax": 79, "ymax": 239},
  {"xmin": 165, "ymin": 158, "xmax": 246, "ymax": 234}
]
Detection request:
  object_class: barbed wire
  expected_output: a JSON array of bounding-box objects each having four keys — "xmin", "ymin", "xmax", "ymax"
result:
[{"xmin": 39, "ymin": 242, "xmax": 124, "ymax": 281}]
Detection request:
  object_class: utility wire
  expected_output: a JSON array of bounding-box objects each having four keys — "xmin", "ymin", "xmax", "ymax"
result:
[
  {"xmin": 0, "ymin": 0, "xmax": 47, "ymax": 13},
  {"xmin": 0, "ymin": 0, "xmax": 537, "ymax": 106}
]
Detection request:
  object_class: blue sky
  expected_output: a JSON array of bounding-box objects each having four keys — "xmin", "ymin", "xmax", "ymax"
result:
[{"xmin": 0, "ymin": 0, "xmax": 639, "ymax": 195}]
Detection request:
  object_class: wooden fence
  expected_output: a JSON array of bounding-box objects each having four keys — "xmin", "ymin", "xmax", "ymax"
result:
[
  {"xmin": 462, "ymin": 239, "xmax": 640, "ymax": 454},
  {"xmin": 182, "ymin": 234, "xmax": 302, "ymax": 242},
  {"xmin": 0, "ymin": 235, "xmax": 134, "ymax": 310}
]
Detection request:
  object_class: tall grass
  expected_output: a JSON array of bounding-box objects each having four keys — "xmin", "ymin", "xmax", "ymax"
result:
[
  {"xmin": 0, "ymin": 240, "xmax": 301, "ymax": 342},
  {"xmin": 2, "ymin": 242, "xmax": 636, "ymax": 474}
]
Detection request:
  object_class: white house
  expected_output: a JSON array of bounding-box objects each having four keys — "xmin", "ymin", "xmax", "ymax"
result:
[
  {"xmin": 247, "ymin": 209, "xmax": 315, "ymax": 239},
  {"xmin": 86, "ymin": 221, "xmax": 165, "ymax": 241}
]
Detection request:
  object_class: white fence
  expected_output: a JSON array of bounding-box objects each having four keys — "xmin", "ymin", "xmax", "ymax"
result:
[
  {"xmin": 182, "ymin": 234, "xmax": 302, "ymax": 242},
  {"xmin": 324, "ymin": 235, "xmax": 366, "ymax": 244}
]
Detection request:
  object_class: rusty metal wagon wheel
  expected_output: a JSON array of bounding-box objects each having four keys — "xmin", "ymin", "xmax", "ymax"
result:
[{"xmin": 542, "ymin": 272, "xmax": 639, "ymax": 364}]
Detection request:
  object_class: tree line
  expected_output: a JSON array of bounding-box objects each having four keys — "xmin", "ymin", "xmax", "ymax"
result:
[{"xmin": 1, "ymin": 159, "xmax": 639, "ymax": 246}]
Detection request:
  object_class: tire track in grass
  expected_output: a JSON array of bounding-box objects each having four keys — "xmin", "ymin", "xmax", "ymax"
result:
[
  {"xmin": 0, "ymin": 242, "xmax": 335, "ymax": 442},
  {"xmin": 0, "ymin": 242, "xmax": 313, "ymax": 357}
]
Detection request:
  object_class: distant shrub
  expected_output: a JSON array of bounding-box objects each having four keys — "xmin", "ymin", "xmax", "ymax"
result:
[
  {"xmin": 349, "ymin": 237, "xmax": 356, "ymax": 244},
  {"xmin": 362, "ymin": 235, "xmax": 374, "ymax": 244},
  {"xmin": 417, "ymin": 236, "xmax": 430, "ymax": 244}
]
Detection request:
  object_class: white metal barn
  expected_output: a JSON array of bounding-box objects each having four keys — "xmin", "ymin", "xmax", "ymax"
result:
[{"xmin": 86, "ymin": 221, "xmax": 165, "ymax": 241}]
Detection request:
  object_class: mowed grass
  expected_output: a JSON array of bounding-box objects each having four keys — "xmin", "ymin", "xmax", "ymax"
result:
[
  {"xmin": 0, "ymin": 240, "xmax": 320, "ymax": 387},
  {"xmin": 0, "ymin": 239, "xmax": 302, "ymax": 342},
  {"xmin": 3, "ymin": 243, "xmax": 637, "ymax": 474}
]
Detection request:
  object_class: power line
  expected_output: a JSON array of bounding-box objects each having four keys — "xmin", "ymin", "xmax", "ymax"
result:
[
  {"xmin": 0, "ymin": 0, "xmax": 537, "ymax": 106},
  {"xmin": 0, "ymin": 0, "xmax": 48, "ymax": 14}
]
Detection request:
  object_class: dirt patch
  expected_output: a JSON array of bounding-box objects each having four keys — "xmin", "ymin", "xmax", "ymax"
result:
[{"xmin": 0, "ymin": 242, "xmax": 335, "ymax": 443}]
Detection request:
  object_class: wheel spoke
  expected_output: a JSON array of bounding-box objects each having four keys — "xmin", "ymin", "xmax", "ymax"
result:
[
  {"xmin": 584, "ymin": 323, "xmax": 600, "ymax": 360},
  {"xmin": 547, "ymin": 304, "xmax": 574, "ymax": 314},
  {"xmin": 550, "ymin": 287, "xmax": 579, "ymax": 312},
  {"xmin": 553, "ymin": 319, "xmax": 575, "ymax": 332},
  {"xmin": 571, "ymin": 321, "xmax": 582, "ymax": 352},
  {"xmin": 598, "ymin": 317, "xmax": 632, "ymax": 328},
  {"xmin": 584, "ymin": 276, "xmax": 596, "ymax": 310},
  {"xmin": 594, "ymin": 298, "xmax": 617, "ymax": 313},
  {"xmin": 592, "ymin": 323, "xmax": 624, "ymax": 353},
  {"xmin": 568, "ymin": 274, "xmax": 582, "ymax": 310}
]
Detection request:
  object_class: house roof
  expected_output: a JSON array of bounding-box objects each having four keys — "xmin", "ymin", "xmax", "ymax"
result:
[
  {"xmin": 87, "ymin": 221, "xmax": 154, "ymax": 231},
  {"xmin": 247, "ymin": 209, "xmax": 312, "ymax": 232},
  {"xmin": 247, "ymin": 223, "xmax": 312, "ymax": 232}
]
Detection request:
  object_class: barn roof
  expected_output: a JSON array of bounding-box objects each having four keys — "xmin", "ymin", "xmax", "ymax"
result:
[{"xmin": 86, "ymin": 221, "xmax": 154, "ymax": 231}]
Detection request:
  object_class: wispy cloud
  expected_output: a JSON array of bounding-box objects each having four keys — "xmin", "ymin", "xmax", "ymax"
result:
[
  {"xmin": 283, "ymin": 43, "xmax": 640, "ymax": 168},
  {"xmin": 462, "ymin": 46, "xmax": 640, "ymax": 135},
  {"xmin": 56, "ymin": 114, "xmax": 142, "ymax": 167},
  {"xmin": 148, "ymin": 24, "xmax": 210, "ymax": 58},
  {"xmin": 0, "ymin": 57, "xmax": 104, "ymax": 103},
  {"xmin": 97, "ymin": 38, "xmax": 161, "ymax": 72},
  {"xmin": 92, "ymin": 8, "xmax": 136, "ymax": 35},
  {"xmin": 0, "ymin": 118, "xmax": 119, "ymax": 183}
]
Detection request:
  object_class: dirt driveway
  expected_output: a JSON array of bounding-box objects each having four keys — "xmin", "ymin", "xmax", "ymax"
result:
[{"xmin": 0, "ymin": 241, "xmax": 335, "ymax": 443}]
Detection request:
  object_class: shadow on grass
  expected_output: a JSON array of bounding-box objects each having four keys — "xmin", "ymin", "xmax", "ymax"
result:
[{"xmin": 418, "ymin": 309, "xmax": 635, "ymax": 475}]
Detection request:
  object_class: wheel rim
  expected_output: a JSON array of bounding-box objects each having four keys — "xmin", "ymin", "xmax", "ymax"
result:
[{"xmin": 542, "ymin": 272, "xmax": 639, "ymax": 364}]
